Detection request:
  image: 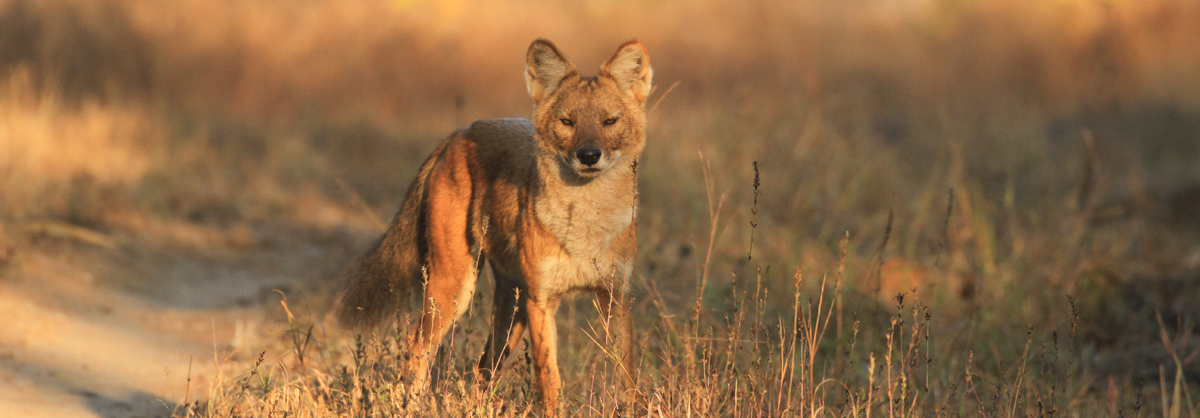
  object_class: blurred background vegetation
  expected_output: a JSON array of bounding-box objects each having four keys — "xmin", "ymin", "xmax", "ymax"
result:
[{"xmin": 1, "ymin": 0, "xmax": 1198, "ymax": 414}]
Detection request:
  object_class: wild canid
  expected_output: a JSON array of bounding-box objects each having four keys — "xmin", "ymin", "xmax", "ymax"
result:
[{"xmin": 337, "ymin": 38, "xmax": 652, "ymax": 415}]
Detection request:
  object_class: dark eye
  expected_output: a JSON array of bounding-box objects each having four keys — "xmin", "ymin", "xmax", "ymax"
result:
[
  {"xmin": 559, "ymin": 118, "xmax": 574, "ymax": 126},
  {"xmin": 603, "ymin": 117, "xmax": 619, "ymax": 126}
]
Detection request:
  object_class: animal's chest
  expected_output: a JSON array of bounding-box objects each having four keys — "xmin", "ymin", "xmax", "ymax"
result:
[
  {"xmin": 532, "ymin": 182, "xmax": 636, "ymax": 291},
  {"xmin": 536, "ymin": 196, "xmax": 633, "ymax": 255}
]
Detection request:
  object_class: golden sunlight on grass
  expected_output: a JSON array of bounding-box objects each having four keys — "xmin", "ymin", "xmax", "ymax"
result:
[{"xmin": 0, "ymin": 67, "xmax": 160, "ymax": 221}]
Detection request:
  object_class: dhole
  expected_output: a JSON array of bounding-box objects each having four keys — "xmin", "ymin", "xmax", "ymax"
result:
[{"xmin": 337, "ymin": 38, "xmax": 652, "ymax": 415}]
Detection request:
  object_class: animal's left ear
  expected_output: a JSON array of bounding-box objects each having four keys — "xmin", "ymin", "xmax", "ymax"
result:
[{"xmin": 600, "ymin": 40, "xmax": 653, "ymax": 103}]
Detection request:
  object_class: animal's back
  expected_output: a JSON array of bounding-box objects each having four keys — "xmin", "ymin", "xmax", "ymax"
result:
[
  {"xmin": 463, "ymin": 117, "xmax": 538, "ymax": 182},
  {"xmin": 466, "ymin": 117, "xmax": 535, "ymax": 139}
]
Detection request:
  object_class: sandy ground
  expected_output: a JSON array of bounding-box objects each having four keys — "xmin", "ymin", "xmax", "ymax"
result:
[{"xmin": 0, "ymin": 222, "xmax": 362, "ymax": 418}]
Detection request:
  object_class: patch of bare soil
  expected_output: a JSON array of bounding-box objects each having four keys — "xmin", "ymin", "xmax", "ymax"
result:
[{"xmin": 0, "ymin": 221, "xmax": 364, "ymax": 418}]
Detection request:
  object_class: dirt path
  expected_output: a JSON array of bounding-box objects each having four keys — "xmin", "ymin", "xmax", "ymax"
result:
[{"xmin": 0, "ymin": 222, "xmax": 362, "ymax": 418}]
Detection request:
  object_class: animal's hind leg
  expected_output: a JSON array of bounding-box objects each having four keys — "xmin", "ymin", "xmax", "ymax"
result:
[
  {"xmin": 405, "ymin": 249, "xmax": 479, "ymax": 392},
  {"xmin": 477, "ymin": 271, "xmax": 528, "ymax": 382},
  {"xmin": 405, "ymin": 139, "xmax": 480, "ymax": 393}
]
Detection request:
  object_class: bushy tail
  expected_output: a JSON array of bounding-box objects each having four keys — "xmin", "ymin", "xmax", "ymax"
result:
[{"xmin": 336, "ymin": 142, "xmax": 446, "ymax": 329}]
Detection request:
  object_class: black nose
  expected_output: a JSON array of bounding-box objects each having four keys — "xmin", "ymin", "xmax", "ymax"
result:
[{"xmin": 576, "ymin": 147, "xmax": 602, "ymax": 166}]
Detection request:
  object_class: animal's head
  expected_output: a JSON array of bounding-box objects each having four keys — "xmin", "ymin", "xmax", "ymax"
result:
[{"xmin": 525, "ymin": 39, "xmax": 653, "ymax": 179}]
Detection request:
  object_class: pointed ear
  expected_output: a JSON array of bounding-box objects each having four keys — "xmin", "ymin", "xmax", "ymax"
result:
[
  {"xmin": 525, "ymin": 39, "xmax": 577, "ymax": 102},
  {"xmin": 600, "ymin": 40, "xmax": 653, "ymax": 103}
]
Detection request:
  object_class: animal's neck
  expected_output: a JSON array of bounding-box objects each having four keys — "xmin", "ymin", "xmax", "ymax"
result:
[{"xmin": 533, "ymin": 153, "xmax": 639, "ymax": 256}]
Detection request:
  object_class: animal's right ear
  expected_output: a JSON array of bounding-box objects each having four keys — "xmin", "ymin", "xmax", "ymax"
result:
[{"xmin": 526, "ymin": 39, "xmax": 577, "ymax": 102}]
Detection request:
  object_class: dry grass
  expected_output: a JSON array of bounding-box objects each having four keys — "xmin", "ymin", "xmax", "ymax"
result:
[{"xmin": 2, "ymin": 0, "xmax": 1199, "ymax": 416}]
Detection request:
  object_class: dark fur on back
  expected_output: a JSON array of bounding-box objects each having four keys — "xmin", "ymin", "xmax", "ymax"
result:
[{"xmin": 336, "ymin": 138, "xmax": 451, "ymax": 329}]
